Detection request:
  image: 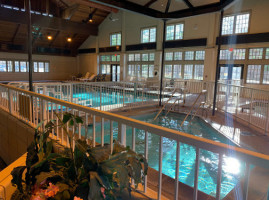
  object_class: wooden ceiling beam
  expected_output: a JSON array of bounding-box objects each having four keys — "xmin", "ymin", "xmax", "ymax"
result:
[
  {"xmin": 165, "ymin": 0, "xmax": 172, "ymax": 13},
  {"xmin": 49, "ymin": 30, "xmax": 60, "ymax": 47},
  {"xmin": 182, "ymin": 0, "xmax": 194, "ymax": 9},
  {"xmin": 0, "ymin": 7, "xmax": 98, "ymax": 35},
  {"xmin": 144, "ymin": 0, "xmax": 157, "ymax": 8},
  {"xmin": 11, "ymin": 24, "xmax": 21, "ymax": 44},
  {"xmin": 68, "ymin": 0, "xmax": 118, "ymax": 13}
]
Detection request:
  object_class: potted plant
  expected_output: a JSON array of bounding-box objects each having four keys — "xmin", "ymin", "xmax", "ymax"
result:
[{"xmin": 11, "ymin": 113, "xmax": 148, "ymax": 200}]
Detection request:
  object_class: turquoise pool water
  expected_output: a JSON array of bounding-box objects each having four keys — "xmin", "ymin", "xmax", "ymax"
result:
[
  {"xmin": 73, "ymin": 90, "xmax": 158, "ymax": 107},
  {"xmin": 82, "ymin": 112, "xmax": 244, "ymax": 199}
]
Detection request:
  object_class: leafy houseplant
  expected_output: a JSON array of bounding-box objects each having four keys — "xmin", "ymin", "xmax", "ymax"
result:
[{"xmin": 11, "ymin": 113, "xmax": 148, "ymax": 200}]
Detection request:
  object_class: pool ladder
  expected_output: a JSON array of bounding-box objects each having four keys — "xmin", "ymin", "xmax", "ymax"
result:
[
  {"xmin": 154, "ymin": 89, "xmax": 184, "ymax": 121},
  {"xmin": 180, "ymin": 90, "xmax": 208, "ymax": 127}
]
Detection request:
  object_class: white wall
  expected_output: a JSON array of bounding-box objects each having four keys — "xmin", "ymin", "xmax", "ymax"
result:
[
  {"xmin": 0, "ymin": 52, "xmax": 78, "ymax": 82},
  {"xmin": 78, "ymin": 0, "xmax": 269, "ymax": 90}
]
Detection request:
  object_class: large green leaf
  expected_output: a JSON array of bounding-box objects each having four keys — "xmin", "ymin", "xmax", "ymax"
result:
[{"xmin": 11, "ymin": 166, "xmax": 26, "ymax": 193}]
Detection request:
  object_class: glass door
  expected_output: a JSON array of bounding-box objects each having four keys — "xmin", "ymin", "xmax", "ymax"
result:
[
  {"xmin": 219, "ymin": 64, "xmax": 244, "ymax": 84},
  {"xmin": 111, "ymin": 65, "xmax": 120, "ymax": 82}
]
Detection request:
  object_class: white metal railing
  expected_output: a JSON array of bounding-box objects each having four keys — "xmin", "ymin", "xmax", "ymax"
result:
[
  {"xmin": 1, "ymin": 83, "xmax": 269, "ymax": 200},
  {"xmin": 8, "ymin": 80, "xmax": 269, "ymax": 134}
]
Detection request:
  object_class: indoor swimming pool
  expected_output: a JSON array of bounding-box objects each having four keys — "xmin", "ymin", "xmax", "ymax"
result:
[{"xmin": 82, "ymin": 112, "xmax": 245, "ymax": 199}]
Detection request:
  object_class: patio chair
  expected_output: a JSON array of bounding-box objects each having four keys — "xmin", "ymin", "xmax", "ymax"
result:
[
  {"xmin": 77, "ymin": 72, "xmax": 91, "ymax": 81},
  {"xmin": 101, "ymin": 74, "xmax": 106, "ymax": 82},
  {"xmin": 80, "ymin": 74, "xmax": 97, "ymax": 82}
]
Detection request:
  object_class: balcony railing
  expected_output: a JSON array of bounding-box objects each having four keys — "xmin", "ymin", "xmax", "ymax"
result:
[{"xmin": 1, "ymin": 83, "xmax": 269, "ymax": 200}]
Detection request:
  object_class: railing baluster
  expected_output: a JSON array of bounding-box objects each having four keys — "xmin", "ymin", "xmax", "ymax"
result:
[
  {"xmin": 132, "ymin": 127, "xmax": 135, "ymax": 151},
  {"xmin": 144, "ymin": 131, "xmax": 148, "ymax": 193},
  {"xmin": 61, "ymin": 105, "xmax": 64, "ymax": 145},
  {"xmin": 85, "ymin": 113, "xmax": 88, "ymax": 142},
  {"xmin": 158, "ymin": 136, "xmax": 163, "ymax": 200},
  {"xmin": 110, "ymin": 120, "xmax": 113, "ymax": 153},
  {"xmin": 193, "ymin": 147, "xmax": 200, "ymax": 200},
  {"xmin": 174, "ymin": 141, "xmax": 180, "ymax": 200},
  {"xmin": 216, "ymin": 153, "xmax": 223, "ymax": 200},
  {"xmin": 78, "ymin": 111, "xmax": 81, "ymax": 139},
  {"xmin": 243, "ymin": 164, "xmax": 250, "ymax": 200},
  {"xmin": 93, "ymin": 115, "xmax": 96, "ymax": 147},
  {"xmin": 101, "ymin": 117, "xmax": 104, "ymax": 146}
]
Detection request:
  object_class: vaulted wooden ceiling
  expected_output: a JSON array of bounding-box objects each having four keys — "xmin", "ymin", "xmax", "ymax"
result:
[{"xmin": 0, "ymin": 0, "xmax": 116, "ymax": 56}]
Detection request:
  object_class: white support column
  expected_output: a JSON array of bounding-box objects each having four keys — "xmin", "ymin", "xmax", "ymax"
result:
[{"xmin": 118, "ymin": 123, "xmax": 126, "ymax": 147}]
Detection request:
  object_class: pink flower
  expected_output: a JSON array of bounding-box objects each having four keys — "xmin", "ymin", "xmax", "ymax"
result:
[
  {"xmin": 74, "ymin": 197, "xmax": 84, "ymax": 200},
  {"xmin": 44, "ymin": 183, "xmax": 59, "ymax": 198},
  {"xmin": 100, "ymin": 187, "xmax": 106, "ymax": 199}
]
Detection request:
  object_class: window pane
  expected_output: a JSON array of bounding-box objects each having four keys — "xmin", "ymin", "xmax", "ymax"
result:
[
  {"xmin": 110, "ymin": 34, "xmax": 117, "ymax": 46},
  {"xmin": 246, "ymin": 65, "xmax": 261, "ymax": 83},
  {"xmin": 106, "ymin": 65, "xmax": 111, "ymax": 74},
  {"xmin": 194, "ymin": 65, "xmax": 204, "ymax": 80},
  {"xmin": 235, "ymin": 13, "xmax": 250, "ymax": 34},
  {"xmin": 15, "ymin": 61, "xmax": 20, "ymax": 72},
  {"xmin": 165, "ymin": 52, "xmax": 173, "ymax": 61},
  {"xmin": 20, "ymin": 61, "xmax": 27, "ymax": 72},
  {"xmin": 135, "ymin": 54, "xmax": 141, "ymax": 61},
  {"xmin": 174, "ymin": 52, "xmax": 182, "ymax": 60},
  {"xmin": 222, "ymin": 16, "xmax": 234, "ymax": 35},
  {"xmin": 149, "ymin": 65, "xmax": 154, "ymax": 77},
  {"xmin": 117, "ymin": 55, "xmax": 120, "ymax": 62},
  {"xmin": 166, "ymin": 25, "xmax": 174, "ymax": 40},
  {"xmin": 185, "ymin": 51, "xmax": 194, "ymax": 60},
  {"xmin": 220, "ymin": 50, "xmax": 232, "ymax": 60},
  {"xmin": 111, "ymin": 55, "xmax": 117, "ymax": 62},
  {"xmin": 34, "ymin": 62, "xmax": 38, "ymax": 72},
  {"xmin": 195, "ymin": 51, "xmax": 205, "ymax": 60},
  {"xmin": 7, "ymin": 61, "xmax": 13, "ymax": 72},
  {"xmin": 117, "ymin": 33, "xmax": 121, "ymax": 46},
  {"xmin": 232, "ymin": 67, "xmax": 242, "ymax": 80},
  {"xmin": 142, "ymin": 54, "xmax": 149, "ymax": 61},
  {"xmin": 175, "ymin": 24, "xmax": 184, "ymax": 40},
  {"xmin": 173, "ymin": 65, "xmax": 182, "ymax": 79},
  {"xmin": 249, "ymin": 48, "xmax": 263, "ymax": 59},
  {"xmin": 142, "ymin": 29, "xmax": 149, "ymax": 43},
  {"xmin": 100, "ymin": 56, "xmax": 106, "ymax": 61},
  {"xmin": 129, "ymin": 54, "xmax": 134, "ymax": 61},
  {"xmin": 149, "ymin": 53, "xmax": 155, "ymax": 61},
  {"xmin": 105, "ymin": 55, "xmax": 111, "ymax": 62},
  {"xmin": 220, "ymin": 67, "xmax": 228, "ymax": 80},
  {"xmin": 263, "ymin": 65, "xmax": 269, "ymax": 84},
  {"xmin": 101, "ymin": 64, "xmax": 106, "ymax": 74},
  {"xmin": 150, "ymin": 28, "xmax": 156, "ymax": 42},
  {"xmin": 39, "ymin": 62, "xmax": 44, "ymax": 72},
  {"xmin": 165, "ymin": 65, "xmax": 172, "ymax": 78},
  {"xmin": 233, "ymin": 49, "xmax": 246, "ymax": 60},
  {"xmin": 266, "ymin": 48, "xmax": 269, "ymax": 59},
  {"xmin": 184, "ymin": 65, "xmax": 193, "ymax": 79},
  {"xmin": 0, "ymin": 60, "xmax": 6, "ymax": 72},
  {"xmin": 45, "ymin": 62, "xmax": 49, "ymax": 72},
  {"xmin": 142, "ymin": 65, "xmax": 148, "ymax": 78}
]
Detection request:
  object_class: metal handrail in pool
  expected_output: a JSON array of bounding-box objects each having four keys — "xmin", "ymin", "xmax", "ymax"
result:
[{"xmin": 0, "ymin": 83, "xmax": 269, "ymax": 200}]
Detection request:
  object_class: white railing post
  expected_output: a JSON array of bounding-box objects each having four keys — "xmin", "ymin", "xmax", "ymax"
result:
[
  {"xmin": 70, "ymin": 83, "xmax": 73, "ymax": 103},
  {"xmin": 100, "ymin": 85, "xmax": 102, "ymax": 111},
  {"xmin": 123, "ymin": 83, "xmax": 125, "ymax": 107},
  {"xmin": 8, "ymin": 88, "xmax": 12, "ymax": 114},
  {"xmin": 265, "ymin": 104, "xmax": 269, "ymax": 135},
  {"xmin": 118, "ymin": 123, "xmax": 126, "ymax": 147},
  {"xmin": 249, "ymin": 89, "xmax": 254, "ymax": 124}
]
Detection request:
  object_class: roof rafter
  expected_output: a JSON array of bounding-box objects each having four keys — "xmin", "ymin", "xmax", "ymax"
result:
[
  {"xmin": 165, "ymin": 0, "xmax": 172, "ymax": 13},
  {"xmin": 144, "ymin": 0, "xmax": 157, "ymax": 8},
  {"xmin": 11, "ymin": 24, "xmax": 20, "ymax": 44},
  {"xmin": 0, "ymin": 7, "xmax": 98, "ymax": 35},
  {"xmin": 182, "ymin": 0, "xmax": 193, "ymax": 9}
]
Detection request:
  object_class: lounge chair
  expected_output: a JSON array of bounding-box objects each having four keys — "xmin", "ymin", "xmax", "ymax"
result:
[
  {"xmin": 79, "ymin": 74, "xmax": 97, "ymax": 82},
  {"xmin": 77, "ymin": 72, "xmax": 91, "ymax": 81}
]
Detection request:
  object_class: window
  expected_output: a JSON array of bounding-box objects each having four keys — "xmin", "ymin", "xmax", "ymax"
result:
[
  {"xmin": 194, "ymin": 65, "xmax": 204, "ymax": 80},
  {"xmin": 135, "ymin": 54, "xmax": 140, "ymax": 61},
  {"xmin": 184, "ymin": 65, "xmax": 193, "ymax": 79},
  {"xmin": 110, "ymin": 33, "xmax": 121, "ymax": 46},
  {"xmin": 263, "ymin": 65, "xmax": 269, "ymax": 84},
  {"xmin": 195, "ymin": 51, "xmax": 205, "ymax": 60},
  {"xmin": 142, "ymin": 65, "xmax": 149, "ymax": 78},
  {"xmin": 246, "ymin": 65, "xmax": 261, "ymax": 84},
  {"xmin": 174, "ymin": 52, "xmax": 183, "ymax": 60},
  {"xmin": 101, "ymin": 64, "xmax": 111, "ymax": 74},
  {"xmin": 0, "ymin": 60, "xmax": 6, "ymax": 72},
  {"xmin": 142, "ymin": 54, "xmax": 149, "ymax": 61},
  {"xmin": 235, "ymin": 13, "xmax": 250, "ymax": 34},
  {"xmin": 222, "ymin": 13, "xmax": 250, "ymax": 35},
  {"xmin": 249, "ymin": 48, "xmax": 263, "ymax": 59},
  {"xmin": 266, "ymin": 48, "xmax": 269, "ymax": 59},
  {"xmin": 185, "ymin": 51, "xmax": 194, "ymax": 60},
  {"xmin": 39, "ymin": 62, "xmax": 44, "ymax": 72},
  {"xmin": 166, "ymin": 24, "xmax": 184, "ymax": 40},
  {"xmin": 15, "ymin": 61, "xmax": 19, "ymax": 72},
  {"xmin": 128, "ymin": 54, "xmax": 134, "ymax": 62},
  {"xmin": 20, "ymin": 61, "xmax": 27, "ymax": 72},
  {"xmin": 149, "ymin": 53, "xmax": 155, "ymax": 61},
  {"xmin": 165, "ymin": 52, "xmax": 173, "ymax": 61},
  {"xmin": 149, "ymin": 65, "xmax": 154, "ymax": 77},
  {"xmin": 45, "ymin": 62, "xmax": 49, "ymax": 72},
  {"xmin": 165, "ymin": 65, "xmax": 172, "ymax": 78},
  {"xmin": 34, "ymin": 62, "xmax": 38, "ymax": 72},
  {"xmin": 233, "ymin": 49, "xmax": 246, "ymax": 60},
  {"xmin": 141, "ymin": 27, "xmax": 156, "ymax": 43},
  {"xmin": 7, "ymin": 61, "xmax": 12, "ymax": 72},
  {"xmin": 220, "ymin": 50, "xmax": 232, "ymax": 60},
  {"xmin": 173, "ymin": 65, "xmax": 182, "ymax": 79}
]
